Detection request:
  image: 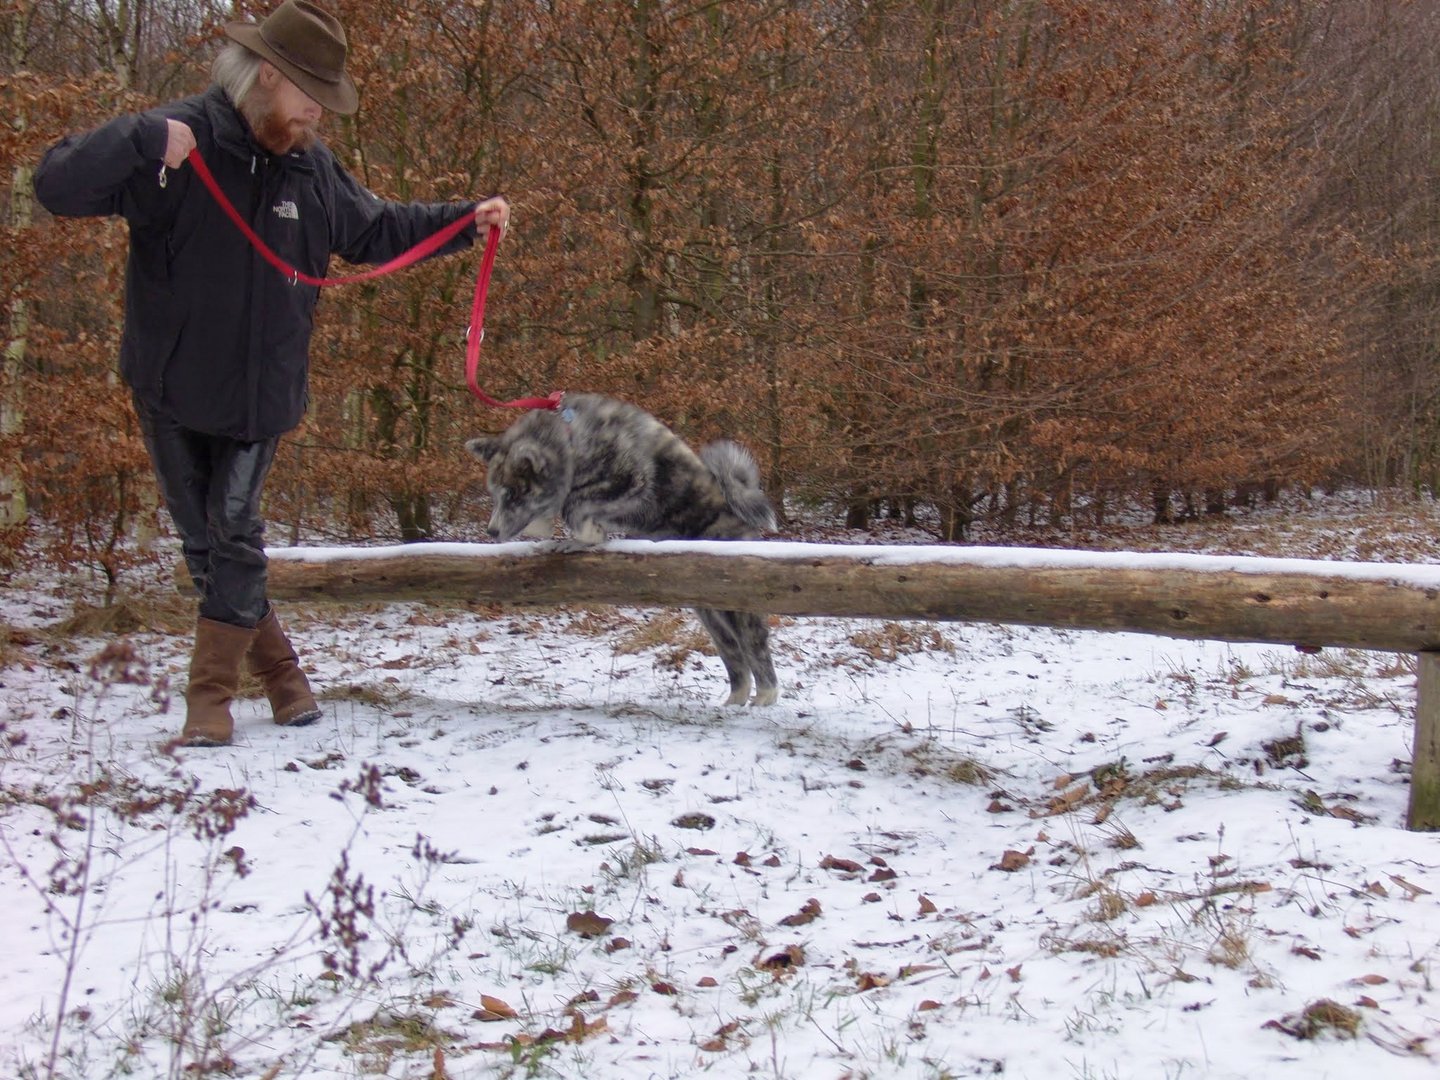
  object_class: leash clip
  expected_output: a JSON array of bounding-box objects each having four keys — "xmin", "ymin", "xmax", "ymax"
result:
[{"xmin": 158, "ymin": 164, "xmax": 167, "ymax": 189}]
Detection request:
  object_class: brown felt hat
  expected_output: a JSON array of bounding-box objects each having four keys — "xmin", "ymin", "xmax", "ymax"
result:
[{"xmin": 225, "ymin": 0, "xmax": 359, "ymax": 115}]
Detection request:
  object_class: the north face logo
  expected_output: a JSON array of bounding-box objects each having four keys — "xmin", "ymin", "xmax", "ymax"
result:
[{"xmin": 272, "ymin": 200, "xmax": 299, "ymax": 220}]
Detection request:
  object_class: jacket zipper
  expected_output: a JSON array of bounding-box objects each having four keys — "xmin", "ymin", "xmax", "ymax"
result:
[{"xmin": 245, "ymin": 154, "xmax": 267, "ymax": 440}]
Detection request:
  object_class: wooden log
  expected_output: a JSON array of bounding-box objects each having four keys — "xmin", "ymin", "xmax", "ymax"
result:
[{"xmin": 177, "ymin": 540, "xmax": 1440, "ymax": 653}]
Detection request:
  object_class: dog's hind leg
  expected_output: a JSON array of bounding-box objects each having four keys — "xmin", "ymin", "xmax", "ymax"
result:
[
  {"xmin": 695, "ymin": 608, "xmax": 754, "ymax": 705},
  {"xmin": 738, "ymin": 612, "xmax": 779, "ymax": 706}
]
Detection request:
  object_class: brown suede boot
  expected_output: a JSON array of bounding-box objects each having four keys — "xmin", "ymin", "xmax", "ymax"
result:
[
  {"xmin": 247, "ymin": 609, "xmax": 322, "ymax": 727},
  {"xmin": 181, "ymin": 618, "xmax": 257, "ymax": 747}
]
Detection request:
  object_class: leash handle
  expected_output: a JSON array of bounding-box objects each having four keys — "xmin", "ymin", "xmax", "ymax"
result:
[{"xmin": 182, "ymin": 147, "xmax": 561, "ymax": 411}]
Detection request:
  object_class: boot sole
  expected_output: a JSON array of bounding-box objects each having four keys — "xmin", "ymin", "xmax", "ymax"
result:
[
  {"xmin": 180, "ymin": 734, "xmax": 232, "ymax": 748},
  {"xmin": 276, "ymin": 708, "xmax": 323, "ymax": 727}
]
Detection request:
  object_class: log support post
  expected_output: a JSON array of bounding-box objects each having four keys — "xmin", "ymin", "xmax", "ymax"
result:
[{"xmin": 1410, "ymin": 651, "xmax": 1440, "ymax": 831}]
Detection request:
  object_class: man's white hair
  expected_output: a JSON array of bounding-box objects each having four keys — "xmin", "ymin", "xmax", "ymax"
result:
[{"xmin": 211, "ymin": 41, "xmax": 262, "ymax": 106}]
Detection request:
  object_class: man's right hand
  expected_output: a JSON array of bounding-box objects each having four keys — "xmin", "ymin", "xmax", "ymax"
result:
[{"xmin": 164, "ymin": 119, "xmax": 196, "ymax": 169}]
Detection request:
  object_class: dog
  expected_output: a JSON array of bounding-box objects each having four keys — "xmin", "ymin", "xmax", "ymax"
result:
[{"xmin": 465, "ymin": 393, "xmax": 779, "ymax": 706}]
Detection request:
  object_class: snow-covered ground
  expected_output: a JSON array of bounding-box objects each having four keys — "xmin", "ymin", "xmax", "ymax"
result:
[{"xmin": 1, "ymin": 491, "xmax": 1437, "ymax": 1079}]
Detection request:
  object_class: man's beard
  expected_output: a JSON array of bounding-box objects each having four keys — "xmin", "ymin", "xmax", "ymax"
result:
[{"xmin": 241, "ymin": 87, "xmax": 319, "ymax": 155}]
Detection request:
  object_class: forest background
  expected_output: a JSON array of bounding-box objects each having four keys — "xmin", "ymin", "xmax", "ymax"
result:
[{"xmin": 4, "ymin": 0, "xmax": 1440, "ymax": 581}]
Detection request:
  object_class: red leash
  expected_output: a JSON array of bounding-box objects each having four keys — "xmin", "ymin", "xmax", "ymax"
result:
[
  {"xmin": 183, "ymin": 147, "xmax": 562, "ymax": 411},
  {"xmin": 461, "ymin": 222, "xmax": 564, "ymax": 411}
]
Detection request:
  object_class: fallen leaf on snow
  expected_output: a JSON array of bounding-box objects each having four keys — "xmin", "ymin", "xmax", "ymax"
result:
[
  {"xmin": 565, "ymin": 911, "xmax": 614, "ymax": 938},
  {"xmin": 1263, "ymin": 999, "xmax": 1361, "ymax": 1041},
  {"xmin": 1043, "ymin": 781, "xmax": 1091, "ymax": 815},
  {"xmin": 472, "ymin": 995, "xmax": 518, "ymax": 1022},
  {"xmin": 991, "ymin": 848, "xmax": 1033, "ymax": 872},
  {"xmin": 1388, "ymin": 874, "xmax": 1432, "ymax": 899},
  {"xmin": 758, "ymin": 945, "xmax": 805, "ymax": 973},
  {"xmin": 778, "ymin": 898, "xmax": 822, "ymax": 927},
  {"xmin": 672, "ymin": 812, "xmax": 715, "ymax": 830}
]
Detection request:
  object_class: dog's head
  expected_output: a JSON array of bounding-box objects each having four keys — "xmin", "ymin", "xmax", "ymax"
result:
[{"xmin": 465, "ymin": 433, "xmax": 567, "ymax": 541}]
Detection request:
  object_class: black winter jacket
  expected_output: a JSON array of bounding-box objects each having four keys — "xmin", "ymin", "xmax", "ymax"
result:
[{"xmin": 34, "ymin": 86, "xmax": 479, "ymax": 440}]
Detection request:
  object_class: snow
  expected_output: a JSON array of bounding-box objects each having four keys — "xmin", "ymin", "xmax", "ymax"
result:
[{"xmin": 2, "ymin": 500, "xmax": 1438, "ymax": 1079}]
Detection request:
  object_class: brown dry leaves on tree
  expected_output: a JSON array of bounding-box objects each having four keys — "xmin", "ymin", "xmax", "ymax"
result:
[{"xmin": 5, "ymin": 0, "xmax": 1432, "ymax": 562}]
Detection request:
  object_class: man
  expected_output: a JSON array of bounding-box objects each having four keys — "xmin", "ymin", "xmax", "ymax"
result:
[{"xmin": 33, "ymin": 0, "xmax": 510, "ymax": 747}]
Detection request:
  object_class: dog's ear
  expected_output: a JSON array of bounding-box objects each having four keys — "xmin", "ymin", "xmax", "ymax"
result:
[
  {"xmin": 510, "ymin": 445, "xmax": 548, "ymax": 480},
  {"xmin": 465, "ymin": 437, "xmax": 500, "ymax": 464}
]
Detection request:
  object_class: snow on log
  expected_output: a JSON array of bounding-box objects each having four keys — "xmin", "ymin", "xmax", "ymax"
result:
[{"xmin": 178, "ymin": 539, "xmax": 1440, "ymax": 653}]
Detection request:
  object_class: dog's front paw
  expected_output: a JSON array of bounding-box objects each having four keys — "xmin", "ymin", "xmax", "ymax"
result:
[
  {"xmin": 570, "ymin": 519, "xmax": 607, "ymax": 545},
  {"xmin": 542, "ymin": 538, "xmax": 601, "ymax": 555}
]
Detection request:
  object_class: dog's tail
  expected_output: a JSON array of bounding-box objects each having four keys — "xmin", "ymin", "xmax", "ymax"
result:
[{"xmin": 700, "ymin": 441, "xmax": 777, "ymax": 533}]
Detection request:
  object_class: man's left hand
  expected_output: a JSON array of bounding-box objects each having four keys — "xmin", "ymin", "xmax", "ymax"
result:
[{"xmin": 475, "ymin": 196, "xmax": 509, "ymax": 240}]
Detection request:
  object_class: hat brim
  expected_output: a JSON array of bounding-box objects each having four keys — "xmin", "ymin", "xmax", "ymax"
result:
[{"xmin": 225, "ymin": 22, "xmax": 359, "ymax": 116}]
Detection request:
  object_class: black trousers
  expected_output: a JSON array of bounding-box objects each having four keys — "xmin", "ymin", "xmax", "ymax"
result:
[{"xmin": 133, "ymin": 394, "xmax": 278, "ymax": 628}]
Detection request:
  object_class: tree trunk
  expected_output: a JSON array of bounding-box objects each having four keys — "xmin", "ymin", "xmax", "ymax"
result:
[{"xmin": 2, "ymin": 163, "xmax": 32, "ymax": 529}]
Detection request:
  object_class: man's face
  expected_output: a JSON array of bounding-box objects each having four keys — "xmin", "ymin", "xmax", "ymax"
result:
[{"xmin": 246, "ymin": 62, "xmax": 324, "ymax": 154}]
